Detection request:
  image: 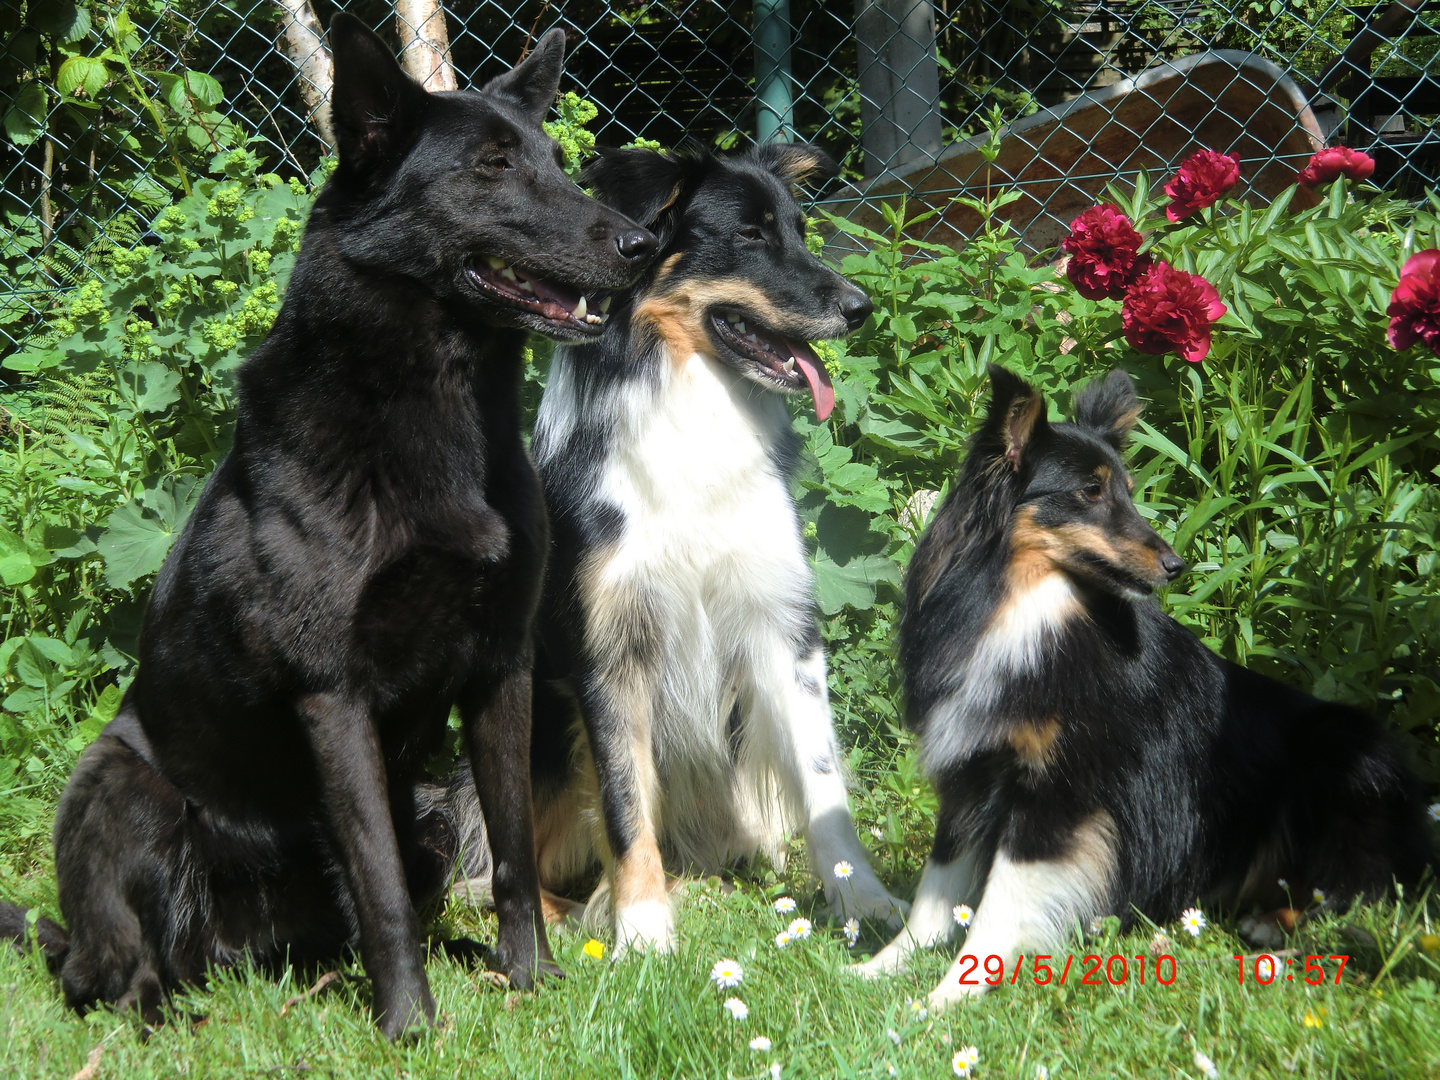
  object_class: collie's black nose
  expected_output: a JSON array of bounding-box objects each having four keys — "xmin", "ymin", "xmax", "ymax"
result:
[
  {"xmin": 839, "ymin": 288, "xmax": 873, "ymax": 331},
  {"xmin": 1161, "ymin": 553, "xmax": 1187, "ymax": 580},
  {"xmin": 616, "ymin": 228, "xmax": 657, "ymax": 262}
]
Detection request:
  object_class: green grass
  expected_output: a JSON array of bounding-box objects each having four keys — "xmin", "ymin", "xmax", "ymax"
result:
[{"xmin": 3, "ymin": 851, "xmax": 1439, "ymax": 1079}]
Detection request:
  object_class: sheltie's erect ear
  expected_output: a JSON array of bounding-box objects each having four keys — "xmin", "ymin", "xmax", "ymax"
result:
[
  {"xmin": 980, "ymin": 363, "xmax": 1048, "ymax": 473},
  {"xmin": 1071, "ymin": 369, "xmax": 1142, "ymax": 450}
]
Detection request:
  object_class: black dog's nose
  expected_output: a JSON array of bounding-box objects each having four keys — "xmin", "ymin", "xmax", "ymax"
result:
[
  {"xmin": 616, "ymin": 228, "xmax": 657, "ymax": 262},
  {"xmin": 839, "ymin": 288, "xmax": 873, "ymax": 331},
  {"xmin": 1161, "ymin": 553, "xmax": 1187, "ymax": 580}
]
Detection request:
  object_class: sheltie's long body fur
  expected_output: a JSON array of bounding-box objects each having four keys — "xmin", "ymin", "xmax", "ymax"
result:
[
  {"xmin": 441, "ymin": 144, "xmax": 905, "ymax": 948},
  {"xmin": 859, "ymin": 365, "xmax": 1434, "ymax": 1007}
]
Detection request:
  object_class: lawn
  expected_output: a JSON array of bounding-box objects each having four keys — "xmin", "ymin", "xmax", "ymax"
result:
[{"xmin": 3, "ymin": 816, "xmax": 1438, "ymax": 1080}]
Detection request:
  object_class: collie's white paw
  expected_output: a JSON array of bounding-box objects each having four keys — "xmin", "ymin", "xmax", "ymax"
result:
[
  {"xmin": 614, "ymin": 899, "xmax": 675, "ymax": 955},
  {"xmin": 927, "ymin": 976, "xmax": 989, "ymax": 1011},
  {"xmin": 848, "ymin": 945, "xmax": 909, "ymax": 980},
  {"xmin": 1237, "ymin": 913, "xmax": 1288, "ymax": 949}
]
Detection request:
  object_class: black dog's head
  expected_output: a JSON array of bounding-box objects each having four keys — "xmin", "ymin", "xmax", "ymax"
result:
[
  {"xmin": 579, "ymin": 143, "xmax": 872, "ymax": 420},
  {"xmin": 977, "ymin": 365, "xmax": 1186, "ymax": 597},
  {"xmin": 323, "ymin": 15, "xmax": 656, "ymax": 340}
]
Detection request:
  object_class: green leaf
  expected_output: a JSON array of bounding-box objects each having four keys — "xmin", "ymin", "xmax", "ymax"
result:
[
  {"xmin": 132, "ymin": 361, "xmax": 182, "ymax": 413},
  {"xmin": 812, "ymin": 552, "xmax": 901, "ymax": 614},
  {"xmin": 3, "ymin": 81, "xmax": 48, "ymax": 147},
  {"xmin": 0, "ymin": 527, "xmax": 38, "ymax": 586},
  {"xmin": 97, "ymin": 475, "xmax": 201, "ymax": 588},
  {"xmin": 56, "ymin": 55, "xmax": 108, "ymax": 98},
  {"xmin": 31, "ymin": 1, "xmax": 91, "ymax": 42}
]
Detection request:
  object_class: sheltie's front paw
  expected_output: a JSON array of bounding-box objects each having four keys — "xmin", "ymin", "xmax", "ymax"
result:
[
  {"xmin": 849, "ymin": 945, "xmax": 909, "ymax": 979},
  {"xmin": 824, "ymin": 873, "xmax": 911, "ymax": 929},
  {"xmin": 613, "ymin": 899, "xmax": 675, "ymax": 955}
]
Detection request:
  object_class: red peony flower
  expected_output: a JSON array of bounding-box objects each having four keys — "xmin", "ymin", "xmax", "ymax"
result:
[
  {"xmin": 1387, "ymin": 249, "xmax": 1440, "ymax": 354},
  {"xmin": 1164, "ymin": 149, "xmax": 1241, "ymax": 223},
  {"xmin": 1121, "ymin": 261, "xmax": 1227, "ymax": 363},
  {"xmin": 1061, "ymin": 204, "xmax": 1152, "ymax": 300},
  {"xmin": 1296, "ymin": 146, "xmax": 1376, "ymax": 188}
]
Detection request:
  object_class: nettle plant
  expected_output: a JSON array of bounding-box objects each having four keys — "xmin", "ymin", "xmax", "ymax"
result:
[
  {"xmin": 0, "ymin": 149, "xmax": 313, "ymax": 838},
  {"xmin": 811, "ymin": 147, "xmax": 1440, "ymax": 783}
]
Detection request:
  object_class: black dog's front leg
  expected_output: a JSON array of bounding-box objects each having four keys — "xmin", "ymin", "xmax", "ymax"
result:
[
  {"xmin": 299, "ymin": 692, "xmax": 435, "ymax": 1037},
  {"xmin": 460, "ymin": 667, "xmax": 561, "ymax": 989}
]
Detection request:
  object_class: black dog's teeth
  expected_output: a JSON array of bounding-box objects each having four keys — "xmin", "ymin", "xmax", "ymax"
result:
[{"xmin": 479, "ymin": 256, "xmax": 607, "ymax": 326}]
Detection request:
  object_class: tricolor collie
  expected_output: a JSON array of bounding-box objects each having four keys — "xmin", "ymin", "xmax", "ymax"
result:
[
  {"xmin": 441, "ymin": 143, "xmax": 906, "ymax": 948},
  {"xmin": 858, "ymin": 365, "xmax": 1434, "ymax": 1007}
]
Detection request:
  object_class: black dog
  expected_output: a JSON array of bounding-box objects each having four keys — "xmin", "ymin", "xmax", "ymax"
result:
[
  {"xmin": 858, "ymin": 365, "xmax": 1434, "ymax": 1008},
  {"xmin": 1, "ymin": 16, "xmax": 655, "ymax": 1036}
]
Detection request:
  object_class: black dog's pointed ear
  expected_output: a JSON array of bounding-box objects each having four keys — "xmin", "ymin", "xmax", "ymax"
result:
[
  {"xmin": 980, "ymin": 363, "xmax": 1047, "ymax": 472},
  {"xmin": 1071, "ymin": 369, "xmax": 1142, "ymax": 449},
  {"xmin": 482, "ymin": 27, "xmax": 566, "ymax": 125},
  {"xmin": 328, "ymin": 13, "xmax": 428, "ymax": 174},
  {"xmin": 751, "ymin": 142, "xmax": 838, "ymax": 189},
  {"xmin": 581, "ymin": 145, "xmax": 706, "ymax": 247}
]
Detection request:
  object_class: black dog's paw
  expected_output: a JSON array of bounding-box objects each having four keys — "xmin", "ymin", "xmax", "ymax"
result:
[
  {"xmin": 429, "ymin": 935, "xmax": 497, "ymax": 970},
  {"xmin": 496, "ymin": 951, "xmax": 565, "ymax": 992},
  {"xmin": 374, "ymin": 983, "xmax": 437, "ymax": 1041}
]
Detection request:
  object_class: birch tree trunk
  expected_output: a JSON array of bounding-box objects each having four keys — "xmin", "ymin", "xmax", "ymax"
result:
[
  {"xmin": 395, "ymin": 0, "xmax": 459, "ymax": 92},
  {"xmin": 275, "ymin": 0, "xmax": 334, "ymax": 146}
]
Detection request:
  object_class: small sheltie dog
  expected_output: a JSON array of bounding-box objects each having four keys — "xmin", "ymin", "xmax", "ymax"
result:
[
  {"xmin": 437, "ymin": 143, "xmax": 906, "ymax": 950},
  {"xmin": 858, "ymin": 364, "xmax": 1434, "ymax": 1007}
]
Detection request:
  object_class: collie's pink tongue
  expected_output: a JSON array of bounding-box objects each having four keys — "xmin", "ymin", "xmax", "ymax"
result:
[{"xmin": 784, "ymin": 338, "xmax": 835, "ymax": 422}]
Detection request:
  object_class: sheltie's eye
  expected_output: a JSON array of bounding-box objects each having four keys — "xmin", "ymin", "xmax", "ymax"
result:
[{"xmin": 1081, "ymin": 481, "xmax": 1104, "ymax": 501}]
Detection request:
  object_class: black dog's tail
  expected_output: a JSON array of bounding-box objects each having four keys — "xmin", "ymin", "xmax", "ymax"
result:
[{"xmin": 0, "ymin": 901, "xmax": 69, "ymax": 970}]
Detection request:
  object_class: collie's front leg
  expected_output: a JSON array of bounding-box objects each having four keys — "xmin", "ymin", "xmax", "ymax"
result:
[
  {"xmin": 853, "ymin": 850, "xmax": 985, "ymax": 978},
  {"xmin": 750, "ymin": 638, "xmax": 907, "ymax": 927},
  {"xmin": 927, "ymin": 813, "xmax": 1117, "ymax": 1010}
]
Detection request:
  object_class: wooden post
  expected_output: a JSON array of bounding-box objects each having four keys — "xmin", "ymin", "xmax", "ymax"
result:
[{"xmin": 855, "ymin": 0, "xmax": 943, "ymax": 178}]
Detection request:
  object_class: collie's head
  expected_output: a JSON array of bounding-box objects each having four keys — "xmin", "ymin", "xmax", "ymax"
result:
[
  {"xmin": 576, "ymin": 143, "xmax": 872, "ymax": 420},
  {"xmin": 973, "ymin": 364, "xmax": 1186, "ymax": 599}
]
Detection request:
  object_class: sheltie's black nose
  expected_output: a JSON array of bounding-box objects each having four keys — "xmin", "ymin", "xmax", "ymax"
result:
[
  {"xmin": 1161, "ymin": 553, "xmax": 1187, "ymax": 580},
  {"xmin": 839, "ymin": 287, "xmax": 873, "ymax": 331},
  {"xmin": 616, "ymin": 228, "xmax": 657, "ymax": 262}
]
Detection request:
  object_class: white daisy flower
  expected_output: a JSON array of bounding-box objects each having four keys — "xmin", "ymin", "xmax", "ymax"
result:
[
  {"xmin": 1312, "ymin": 888, "xmax": 1326, "ymax": 905},
  {"xmin": 887, "ymin": 1066, "xmax": 898, "ymax": 1078},
  {"xmin": 1193, "ymin": 1049, "xmax": 1218, "ymax": 1078},
  {"xmin": 723, "ymin": 997, "xmax": 749, "ymax": 1020},
  {"xmin": 774, "ymin": 930, "xmax": 792, "ymax": 948},
  {"xmin": 906, "ymin": 997, "xmax": 928, "ymax": 1021},
  {"xmin": 771, "ymin": 1064, "xmax": 783, "ymax": 1080},
  {"xmin": 787, "ymin": 917, "xmax": 813, "ymax": 940},
  {"xmin": 1035, "ymin": 1067, "xmax": 1049, "ymax": 1080},
  {"xmin": 1428, "ymin": 802, "xmax": 1440, "ymax": 823},
  {"xmin": 710, "ymin": 959, "xmax": 743, "ymax": 988},
  {"xmin": 1180, "ymin": 907, "xmax": 1206, "ymax": 937},
  {"xmin": 1257, "ymin": 954, "xmax": 1282, "ymax": 980},
  {"xmin": 951, "ymin": 1045, "xmax": 980, "ymax": 1077},
  {"xmin": 773, "ymin": 896, "xmax": 797, "ymax": 914},
  {"xmin": 952, "ymin": 904, "xmax": 974, "ymax": 927},
  {"xmin": 886, "ymin": 1028, "xmax": 902, "ymax": 1046},
  {"xmin": 1087, "ymin": 915, "xmax": 1105, "ymax": 935},
  {"xmin": 1277, "ymin": 878, "xmax": 1289, "ymax": 889},
  {"xmin": 834, "ymin": 860, "xmax": 855, "ymax": 880},
  {"xmin": 749, "ymin": 1036, "xmax": 772, "ymax": 1052},
  {"xmin": 871, "ymin": 825, "xmax": 885, "ymax": 839},
  {"xmin": 843, "ymin": 917, "xmax": 860, "ymax": 947}
]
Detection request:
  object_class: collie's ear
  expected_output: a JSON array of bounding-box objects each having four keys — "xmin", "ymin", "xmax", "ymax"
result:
[
  {"xmin": 581, "ymin": 145, "xmax": 706, "ymax": 247},
  {"xmin": 1072, "ymin": 369, "xmax": 1142, "ymax": 449},
  {"xmin": 329, "ymin": 13, "xmax": 428, "ymax": 174},
  {"xmin": 982, "ymin": 363, "xmax": 1047, "ymax": 472},
  {"xmin": 482, "ymin": 27, "xmax": 566, "ymax": 125},
  {"xmin": 752, "ymin": 142, "xmax": 838, "ymax": 189}
]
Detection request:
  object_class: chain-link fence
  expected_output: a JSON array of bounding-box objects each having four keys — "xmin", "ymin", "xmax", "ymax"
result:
[{"xmin": 5, "ymin": 0, "xmax": 1440, "ymax": 352}]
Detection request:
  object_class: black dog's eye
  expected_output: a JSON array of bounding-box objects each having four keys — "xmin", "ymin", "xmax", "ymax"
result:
[
  {"xmin": 481, "ymin": 154, "xmax": 512, "ymax": 172},
  {"xmin": 1081, "ymin": 481, "xmax": 1104, "ymax": 501},
  {"xmin": 738, "ymin": 225, "xmax": 766, "ymax": 243}
]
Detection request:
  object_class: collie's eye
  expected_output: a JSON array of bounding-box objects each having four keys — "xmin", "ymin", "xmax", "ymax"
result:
[
  {"xmin": 738, "ymin": 225, "xmax": 766, "ymax": 243},
  {"xmin": 1082, "ymin": 482, "xmax": 1104, "ymax": 500}
]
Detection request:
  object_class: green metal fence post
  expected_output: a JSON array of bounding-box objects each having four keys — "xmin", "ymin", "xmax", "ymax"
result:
[{"xmin": 755, "ymin": 0, "xmax": 794, "ymax": 142}]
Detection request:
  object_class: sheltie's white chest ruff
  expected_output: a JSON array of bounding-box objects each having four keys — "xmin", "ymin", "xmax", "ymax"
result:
[{"xmin": 920, "ymin": 572, "xmax": 1080, "ymax": 773}]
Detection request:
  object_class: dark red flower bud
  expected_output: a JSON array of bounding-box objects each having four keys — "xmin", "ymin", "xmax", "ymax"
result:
[{"xmin": 1296, "ymin": 146, "xmax": 1376, "ymax": 188}]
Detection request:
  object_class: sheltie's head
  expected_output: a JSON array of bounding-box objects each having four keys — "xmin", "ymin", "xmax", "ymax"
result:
[{"xmin": 977, "ymin": 364, "xmax": 1186, "ymax": 599}]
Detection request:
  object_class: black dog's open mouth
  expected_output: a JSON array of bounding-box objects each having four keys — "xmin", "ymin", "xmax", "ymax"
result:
[
  {"xmin": 465, "ymin": 256, "xmax": 611, "ymax": 335},
  {"xmin": 710, "ymin": 311, "xmax": 835, "ymax": 422}
]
